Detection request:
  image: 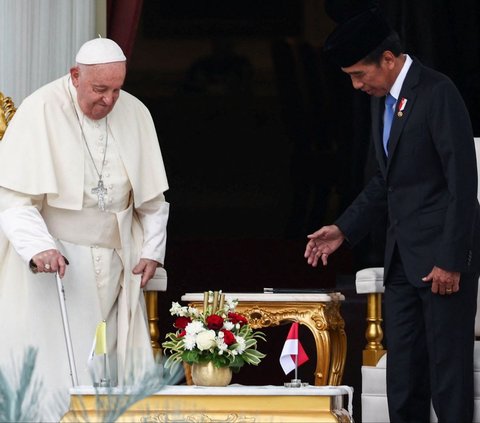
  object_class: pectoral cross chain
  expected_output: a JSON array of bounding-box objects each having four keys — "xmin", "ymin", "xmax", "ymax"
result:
[{"xmin": 92, "ymin": 179, "xmax": 107, "ymax": 211}]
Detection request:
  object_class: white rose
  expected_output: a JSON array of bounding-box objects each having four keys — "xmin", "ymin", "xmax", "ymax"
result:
[{"xmin": 196, "ymin": 330, "xmax": 216, "ymax": 351}]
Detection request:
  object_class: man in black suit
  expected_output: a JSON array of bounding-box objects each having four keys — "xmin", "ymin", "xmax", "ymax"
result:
[{"xmin": 304, "ymin": 9, "xmax": 480, "ymax": 423}]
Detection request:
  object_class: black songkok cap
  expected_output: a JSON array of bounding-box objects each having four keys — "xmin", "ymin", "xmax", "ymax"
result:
[{"xmin": 323, "ymin": 8, "xmax": 393, "ymax": 68}]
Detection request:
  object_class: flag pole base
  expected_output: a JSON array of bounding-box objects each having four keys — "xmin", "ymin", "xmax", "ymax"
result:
[
  {"xmin": 94, "ymin": 378, "xmax": 111, "ymax": 388},
  {"xmin": 284, "ymin": 379, "xmax": 309, "ymax": 388}
]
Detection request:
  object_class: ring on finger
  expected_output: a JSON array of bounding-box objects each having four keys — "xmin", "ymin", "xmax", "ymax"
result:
[{"xmin": 44, "ymin": 263, "xmax": 51, "ymax": 270}]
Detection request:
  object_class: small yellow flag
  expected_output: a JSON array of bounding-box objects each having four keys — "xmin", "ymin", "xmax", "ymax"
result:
[{"xmin": 94, "ymin": 321, "xmax": 107, "ymax": 355}]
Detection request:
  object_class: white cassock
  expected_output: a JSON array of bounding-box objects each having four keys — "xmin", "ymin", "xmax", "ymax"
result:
[{"xmin": 0, "ymin": 75, "xmax": 169, "ymax": 421}]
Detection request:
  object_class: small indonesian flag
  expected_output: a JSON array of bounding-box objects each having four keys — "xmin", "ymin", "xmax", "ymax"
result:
[{"xmin": 279, "ymin": 322, "xmax": 309, "ymax": 375}]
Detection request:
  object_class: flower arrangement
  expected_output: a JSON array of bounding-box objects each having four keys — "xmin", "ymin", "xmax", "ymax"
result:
[{"xmin": 162, "ymin": 291, "xmax": 266, "ymax": 372}]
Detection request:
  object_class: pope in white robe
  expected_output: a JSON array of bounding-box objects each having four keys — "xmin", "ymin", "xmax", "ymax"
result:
[{"xmin": 0, "ymin": 39, "xmax": 169, "ymax": 420}]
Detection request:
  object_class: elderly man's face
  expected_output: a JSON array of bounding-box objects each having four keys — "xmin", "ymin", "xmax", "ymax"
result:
[
  {"xmin": 70, "ymin": 62, "xmax": 126, "ymax": 120},
  {"xmin": 341, "ymin": 52, "xmax": 396, "ymax": 97}
]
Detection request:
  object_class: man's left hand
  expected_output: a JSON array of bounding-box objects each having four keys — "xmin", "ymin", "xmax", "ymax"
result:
[
  {"xmin": 422, "ymin": 266, "xmax": 460, "ymax": 295},
  {"xmin": 132, "ymin": 258, "xmax": 159, "ymax": 288}
]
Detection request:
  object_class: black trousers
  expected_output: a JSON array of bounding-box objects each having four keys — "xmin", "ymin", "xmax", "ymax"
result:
[{"xmin": 385, "ymin": 249, "xmax": 478, "ymax": 423}]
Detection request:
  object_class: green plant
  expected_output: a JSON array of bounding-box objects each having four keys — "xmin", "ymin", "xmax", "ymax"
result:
[
  {"xmin": 0, "ymin": 347, "xmax": 184, "ymax": 422},
  {"xmin": 0, "ymin": 347, "xmax": 55, "ymax": 423}
]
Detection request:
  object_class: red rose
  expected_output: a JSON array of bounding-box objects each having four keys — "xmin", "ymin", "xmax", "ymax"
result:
[
  {"xmin": 228, "ymin": 312, "xmax": 248, "ymax": 327},
  {"xmin": 174, "ymin": 316, "xmax": 191, "ymax": 329},
  {"xmin": 178, "ymin": 329, "xmax": 186, "ymax": 338},
  {"xmin": 221, "ymin": 329, "xmax": 236, "ymax": 346},
  {"xmin": 206, "ymin": 314, "xmax": 224, "ymax": 330}
]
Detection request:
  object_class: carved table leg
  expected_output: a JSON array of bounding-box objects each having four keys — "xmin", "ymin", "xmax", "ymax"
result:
[{"xmin": 325, "ymin": 302, "xmax": 347, "ymax": 386}]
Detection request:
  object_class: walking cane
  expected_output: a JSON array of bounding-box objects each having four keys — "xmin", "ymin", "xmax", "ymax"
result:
[{"xmin": 55, "ymin": 272, "xmax": 79, "ymax": 386}]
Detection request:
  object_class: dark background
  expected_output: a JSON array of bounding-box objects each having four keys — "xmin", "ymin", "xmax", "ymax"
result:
[{"xmin": 123, "ymin": 1, "xmax": 480, "ymax": 421}]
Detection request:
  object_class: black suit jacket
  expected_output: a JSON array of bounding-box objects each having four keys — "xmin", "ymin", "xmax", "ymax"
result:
[{"xmin": 335, "ymin": 58, "xmax": 480, "ymax": 286}]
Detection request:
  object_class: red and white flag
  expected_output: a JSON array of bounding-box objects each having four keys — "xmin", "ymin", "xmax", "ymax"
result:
[{"xmin": 279, "ymin": 322, "xmax": 309, "ymax": 375}]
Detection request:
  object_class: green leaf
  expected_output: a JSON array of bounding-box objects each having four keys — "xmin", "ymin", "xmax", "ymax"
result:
[
  {"xmin": 181, "ymin": 350, "xmax": 200, "ymax": 364},
  {"xmin": 230, "ymin": 355, "xmax": 245, "ymax": 369},
  {"xmin": 241, "ymin": 349, "xmax": 266, "ymax": 366}
]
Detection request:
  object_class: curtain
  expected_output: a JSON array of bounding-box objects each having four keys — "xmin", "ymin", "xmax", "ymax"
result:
[
  {"xmin": 0, "ymin": 0, "xmax": 96, "ymax": 104},
  {"xmin": 107, "ymin": 0, "xmax": 144, "ymax": 62}
]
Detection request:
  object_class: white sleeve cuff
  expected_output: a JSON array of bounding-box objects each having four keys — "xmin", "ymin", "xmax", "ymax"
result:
[
  {"xmin": 0, "ymin": 206, "xmax": 57, "ymax": 263},
  {"xmin": 136, "ymin": 200, "xmax": 169, "ymax": 264}
]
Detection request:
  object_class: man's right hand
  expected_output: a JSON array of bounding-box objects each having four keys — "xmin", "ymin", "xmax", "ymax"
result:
[
  {"xmin": 304, "ymin": 225, "xmax": 345, "ymax": 267},
  {"xmin": 30, "ymin": 249, "xmax": 68, "ymax": 278}
]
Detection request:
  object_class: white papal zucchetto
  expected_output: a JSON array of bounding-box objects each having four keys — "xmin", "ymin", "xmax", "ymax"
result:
[{"xmin": 75, "ymin": 38, "xmax": 126, "ymax": 65}]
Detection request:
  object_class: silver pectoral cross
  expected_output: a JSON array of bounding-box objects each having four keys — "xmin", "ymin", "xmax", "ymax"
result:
[{"xmin": 92, "ymin": 179, "xmax": 107, "ymax": 211}]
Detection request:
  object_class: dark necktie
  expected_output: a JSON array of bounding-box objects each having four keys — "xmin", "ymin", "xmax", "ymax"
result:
[{"xmin": 383, "ymin": 93, "xmax": 396, "ymax": 156}]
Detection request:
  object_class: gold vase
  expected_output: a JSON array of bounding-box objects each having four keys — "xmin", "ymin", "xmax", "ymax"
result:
[{"xmin": 191, "ymin": 362, "xmax": 232, "ymax": 387}]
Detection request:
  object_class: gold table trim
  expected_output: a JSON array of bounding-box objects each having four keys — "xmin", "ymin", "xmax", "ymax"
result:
[{"xmin": 62, "ymin": 385, "xmax": 352, "ymax": 422}]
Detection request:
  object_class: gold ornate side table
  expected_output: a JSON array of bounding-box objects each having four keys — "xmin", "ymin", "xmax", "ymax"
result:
[
  {"xmin": 62, "ymin": 385, "xmax": 353, "ymax": 422},
  {"xmin": 181, "ymin": 292, "xmax": 347, "ymax": 386}
]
